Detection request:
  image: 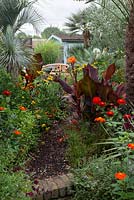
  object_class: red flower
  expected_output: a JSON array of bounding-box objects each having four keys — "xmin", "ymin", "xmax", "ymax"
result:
[
  {"xmin": 94, "ymin": 117, "xmax": 106, "ymax": 123},
  {"xmin": 115, "ymin": 172, "xmax": 127, "ymax": 180},
  {"xmin": 117, "ymin": 98, "xmax": 126, "ymax": 105},
  {"xmin": 92, "ymin": 97, "xmax": 101, "ymax": 105},
  {"xmin": 123, "ymin": 114, "xmax": 131, "ymax": 120},
  {"xmin": 26, "ymin": 192, "xmax": 34, "ymax": 197},
  {"xmin": 33, "ymin": 179, "xmax": 39, "ymax": 185},
  {"xmin": 2, "ymin": 90, "xmax": 11, "ymax": 96},
  {"xmin": 128, "ymin": 143, "xmax": 134, "ymax": 150},
  {"xmin": 106, "ymin": 111, "xmax": 114, "ymax": 117},
  {"xmin": 19, "ymin": 106, "xmax": 27, "ymax": 111},
  {"xmin": 57, "ymin": 137, "xmax": 64, "ymax": 143},
  {"xmin": 99, "ymin": 101, "xmax": 106, "ymax": 107},
  {"xmin": 71, "ymin": 119, "xmax": 79, "ymax": 125},
  {"xmin": 13, "ymin": 130, "xmax": 22, "ymax": 135},
  {"xmin": 0, "ymin": 107, "xmax": 5, "ymax": 111}
]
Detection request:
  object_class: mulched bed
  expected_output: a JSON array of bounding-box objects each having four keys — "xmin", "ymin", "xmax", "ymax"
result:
[{"xmin": 25, "ymin": 120, "xmax": 70, "ymax": 179}]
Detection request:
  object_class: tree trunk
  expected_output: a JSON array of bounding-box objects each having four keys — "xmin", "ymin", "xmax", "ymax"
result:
[
  {"xmin": 125, "ymin": 8, "xmax": 134, "ymax": 104},
  {"xmin": 83, "ymin": 30, "xmax": 90, "ymax": 49}
]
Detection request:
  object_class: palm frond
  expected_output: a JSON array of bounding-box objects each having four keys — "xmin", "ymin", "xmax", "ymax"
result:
[{"xmin": 0, "ymin": 26, "xmax": 33, "ymax": 78}]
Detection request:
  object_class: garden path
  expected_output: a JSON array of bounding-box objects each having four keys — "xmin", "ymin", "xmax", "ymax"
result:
[{"xmin": 26, "ymin": 120, "xmax": 70, "ymax": 179}]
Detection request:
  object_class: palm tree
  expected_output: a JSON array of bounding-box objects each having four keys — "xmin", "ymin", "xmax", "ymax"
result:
[
  {"xmin": 0, "ymin": 0, "xmax": 41, "ymax": 79},
  {"xmin": 77, "ymin": 0, "xmax": 134, "ymax": 104},
  {"xmin": 65, "ymin": 10, "xmax": 91, "ymax": 48}
]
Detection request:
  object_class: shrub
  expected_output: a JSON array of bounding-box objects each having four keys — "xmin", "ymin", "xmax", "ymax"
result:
[
  {"xmin": 35, "ymin": 41, "xmax": 62, "ymax": 64},
  {"xmin": 72, "ymin": 157, "xmax": 127, "ymax": 200}
]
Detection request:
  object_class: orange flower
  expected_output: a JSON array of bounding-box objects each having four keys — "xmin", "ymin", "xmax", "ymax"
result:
[
  {"xmin": 0, "ymin": 107, "xmax": 5, "ymax": 111},
  {"xmin": 115, "ymin": 172, "xmax": 127, "ymax": 180},
  {"xmin": 67, "ymin": 56, "xmax": 77, "ymax": 64},
  {"xmin": 128, "ymin": 143, "xmax": 134, "ymax": 150},
  {"xmin": 13, "ymin": 130, "xmax": 22, "ymax": 135},
  {"xmin": 94, "ymin": 117, "xmax": 106, "ymax": 123},
  {"xmin": 19, "ymin": 106, "xmax": 27, "ymax": 111}
]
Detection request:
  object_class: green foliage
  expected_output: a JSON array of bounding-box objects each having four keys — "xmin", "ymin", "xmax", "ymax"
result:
[
  {"xmin": 41, "ymin": 26, "xmax": 65, "ymax": 39},
  {"xmin": 0, "ymin": 171, "xmax": 31, "ymax": 200},
  {"xmin": 35, "ymin": 41, "xmax": 62, "ymax": 64},
  {"xmin": 72, "ymin": 157, "xmax": 127, "ymax": 200}
]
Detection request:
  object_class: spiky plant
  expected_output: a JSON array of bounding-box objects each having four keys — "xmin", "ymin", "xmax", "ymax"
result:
[{"xmin": 0, "ymin": 26, "xmax": 32, "ymax": 79}]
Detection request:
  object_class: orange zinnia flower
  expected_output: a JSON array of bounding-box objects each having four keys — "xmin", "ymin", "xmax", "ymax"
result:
[
  {"xmin": 128, "ymin": 143, "xmax": 134, "ymax": 150},
  {"xmin": 115, "ymin": 172, "xmax": 127, "ymax": 180},
  {"xmin": 94, "ymin": 117, "xmax": 106, "ymax": 123},
  {"xmin": 0, "ymin": 107, "xmax": 5, "ymax": 111},
  {"xmin": 13, "ymin": 130, "xmax": 22, "ymax": 135},
  {"xmin": 19, "ymin": 106, "xmax": 27, "ymax": 111},
  {"xmin": 67, "ymin": 56, "xmax": 77, "ymax": 64}
]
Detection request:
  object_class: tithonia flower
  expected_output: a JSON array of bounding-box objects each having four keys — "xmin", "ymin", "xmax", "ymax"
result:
[
  {"xmin": 117, "ymin": 98, "xmax": 126, "ymax": 105},
  {"xmin": 19, "ymin": 106, "xmax": 27, "ymax": 111},
  {"xmin": 2, "ymin": 90, "xmax": 11, "ymax": 96},
  {"xmin": 128, "ymin": 143, "xmax": 134, "ymax": 150},
  {"xmin": 0, "ymin": 107, "xmax": 5, "ymax": 111},
  {"xmin": 99, "ymin": 101, "xmax": 106, "ymax": 107},
  {"xmin": 123, "ymin": 114, "xmax": 131, "ymax": 120},
  {"xmin": 92, "ymin": 97, "xmax": 101, "ymax": 105},
  {"xmin": 94, "ymin": 117, "xmax": 106, "ymax": 123},
  {"xmin": 13, "ymin": 130, "xmax": 22, "ymax": 135},
  {"xmin": 115, "ymin": 172, "xmax": 127, "ymax": 180},
  {"xmin": 67, "ymin": 56, "xmax": 77, "ymax": 64},
  {"xmin": 106, "ymin": 111, "xmax": 114, "ymax": 117}
]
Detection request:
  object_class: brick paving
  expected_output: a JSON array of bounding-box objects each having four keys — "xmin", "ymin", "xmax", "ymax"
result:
[{"xmin": 33, "ymin": 173, "xmax": 74, "ymax": 200}]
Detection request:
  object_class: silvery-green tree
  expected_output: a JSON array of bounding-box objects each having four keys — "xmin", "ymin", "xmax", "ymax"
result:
[{"xmin": 0, "ymin": 0, "xmax": 41, "ymax": 79}]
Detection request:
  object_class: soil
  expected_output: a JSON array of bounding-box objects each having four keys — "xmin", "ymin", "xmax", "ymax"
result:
[{"xmin": 25, "ymin": 120, "xmax": 70, "ymax": 179}]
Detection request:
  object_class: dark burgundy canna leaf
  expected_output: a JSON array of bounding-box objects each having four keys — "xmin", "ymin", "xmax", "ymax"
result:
[
  {"xmin": 115, "ymin": 83, "xmax": 126, "ymax": 97},
  {"xmin": 103, "ymin": 63, "xmax": 116, "ymax": 81},
  {"xmin": 83, "ymin": 64, "xmax": 99, "ymax": 81},
  {"xmin": 53, "ymin": 76, "xmax": 73, "ymax": 94}
]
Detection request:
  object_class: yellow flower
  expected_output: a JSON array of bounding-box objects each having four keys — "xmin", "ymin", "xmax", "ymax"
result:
[
  {"xmin": 45, "ymin": 127, "xmax": 50, "ymax": 132},
  {"xmin": 47, "ymin": 75, "xmax": 53, "ymax": 81},
  {"xmin": 35, "ymin": 114, "xmax": 41, "ymax": 119},
  {"xmin": 31, "ymin": 100, "xmax": 36, "ymax": 105},
  {"xmin": 22, "ymin": 96, "xmax": 25, "ymax": 99},
  {"xmin": 41, "ymin": 124, "xmax": 46, "ymax": 128},
  {"xmin": 37, "ymin": 70, "xmax": 44, "ymax": 75}
]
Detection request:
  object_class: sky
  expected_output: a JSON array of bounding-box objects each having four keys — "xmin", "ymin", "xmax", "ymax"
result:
[{"xmin": 22, "ymin": 0, "xmax": 88, "ymax": 35}]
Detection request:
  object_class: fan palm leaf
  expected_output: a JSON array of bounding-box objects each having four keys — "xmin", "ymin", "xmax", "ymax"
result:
[{"xmin": 0, "ymin": 26, "xmax": 32, "ymax": 79}]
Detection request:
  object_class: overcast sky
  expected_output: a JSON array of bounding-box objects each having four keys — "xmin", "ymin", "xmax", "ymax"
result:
[{"xmin": 22, "ymin": 0, "xmax": 88, "ymax": 35}]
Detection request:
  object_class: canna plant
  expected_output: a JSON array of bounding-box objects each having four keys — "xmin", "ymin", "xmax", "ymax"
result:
[{"xmin": 53, "ymin": 57, "xmax": 125, "ymax": 120}]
